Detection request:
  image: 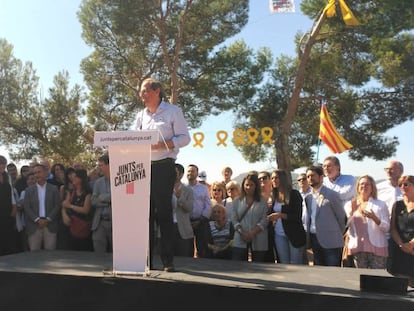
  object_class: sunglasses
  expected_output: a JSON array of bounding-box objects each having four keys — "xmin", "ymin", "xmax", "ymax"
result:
[
  {"xmin": 258, "ymin": 176, "xmax": 269, "ymax": 181},
  {"xmin": 399, "ymin": 183, "xmax": 411, "ymax": 188},
  {"xmin": 297, "ymin": 178, "xmax": 306, "ymax": 182}
]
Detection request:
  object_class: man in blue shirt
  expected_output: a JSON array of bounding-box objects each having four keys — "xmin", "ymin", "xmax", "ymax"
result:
[{"xmin": 134, "ymin": 78, "xmax": 190, "ymax": 272}]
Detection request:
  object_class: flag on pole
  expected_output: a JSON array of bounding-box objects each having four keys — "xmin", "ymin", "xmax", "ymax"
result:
[
  {"xmin": 319, "ymin": 103, "xmax": 353, "ymax": 154},
  {"xmin": 323, "ymin": 0, "xmax": 360, "ymax": 26},
  {"xmin": 269, "ymin": 0, "xmax": 295, "ymax": 13},
  {"xmin": 338, "ymin": 0, "xmax": 360, "ymax": 26}
]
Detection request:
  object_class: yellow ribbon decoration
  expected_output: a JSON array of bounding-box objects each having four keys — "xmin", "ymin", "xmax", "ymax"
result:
[
  {"xmin": 261, "ymin": 127, "xmax": 274, "ymax": 144},
  {"xmin": 232, "ymin": 129, "xmax": 246, "ymax": 146},
  {"xmin": 324, "ymin": 0, "xmax": 336, "ymax": 18},
  {"xmin": 246, "ymin": 128, "xmax": 259, "ymax": 145},
  {"xmin": 324, "ymin": 0, "xmax": 360, "ymax": 26},
  {"xmin": 339, "ymin": 0, "xmax": 360, "ymax": 26},
  {"xmin": 216, "ymin": 130, "xmax": 228, "ymax": 147},
  {"xmin": 192, "ymin": 132, "xmax": 204, "ymax": 148}
]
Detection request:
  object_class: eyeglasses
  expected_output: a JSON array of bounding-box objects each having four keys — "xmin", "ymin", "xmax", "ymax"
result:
[
  {"xmin": 297, "ymin": 178, "xmax": 306, "ymax": 182},
  {"xmin": 399, "ymin": 183, "xmax": 411, "ymax": 188},
  {"xmin": 258, "ymin": 176, "xmax": 269, "ymax": 181}
]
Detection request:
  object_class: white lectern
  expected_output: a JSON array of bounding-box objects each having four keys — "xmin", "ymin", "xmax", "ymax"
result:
[{"xmin": 94, "ymin": 130, "xmax": 158, "ymax": 274}]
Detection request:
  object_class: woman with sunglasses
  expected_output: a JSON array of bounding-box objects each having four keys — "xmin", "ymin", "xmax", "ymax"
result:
[{"xmin": 390, "ymin": 175, "xmax": 414, "ymax": 287}]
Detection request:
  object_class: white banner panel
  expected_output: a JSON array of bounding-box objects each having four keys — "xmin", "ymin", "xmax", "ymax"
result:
[
  {"xmin": 94, "ymin": 130, "xmax": 158, "ymax": 147},
  {"xmin": 109, "ymin": 144, "xmax": 151, "ymax": 273},
  {"xmin": 94, "ymin": 130, "xmax": 158, "ymax": 274}
]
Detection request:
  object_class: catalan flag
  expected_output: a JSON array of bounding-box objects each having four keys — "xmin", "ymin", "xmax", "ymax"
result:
[{"xmin": 319, "ymin": 103, "xmax": 352, "ymax": 154}]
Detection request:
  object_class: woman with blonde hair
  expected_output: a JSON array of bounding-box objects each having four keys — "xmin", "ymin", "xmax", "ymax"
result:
[
  {"xmin": 344, "ymin": 175, "xmax": 389, "ymax": 269},
  {"xmin": 210, "ymin": 181, "xmax": 226, "ymax": 206}
]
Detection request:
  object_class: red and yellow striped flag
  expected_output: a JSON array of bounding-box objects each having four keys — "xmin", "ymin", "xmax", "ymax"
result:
[{"xmin": 319, "ymin": 103, "xmax": 352, "ymax": 153}]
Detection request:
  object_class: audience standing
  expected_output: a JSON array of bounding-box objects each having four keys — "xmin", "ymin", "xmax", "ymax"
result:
[
  {"xmin": 267, "ymin": 169, "xmax": 306, "ymax": 264},
  {"xmin": 187, "ymin": 164, "xmax": 211, "ymax": 258},
  {"xmin": 91, "ymin": 154, "xmax": 112, "ymax": 253},
  {"xmin": 0, "ymin": 156, "xmax": 19, "ymax": 255},
  {"xmin": 377, "ymin": 160, "xmax": 404, "ymax": 271},
  {"xmin": 305, "ymin": 165, "xmax": 346, "ymax": 266},
  {"xmin": 323, "ymin": 156, "xmax": 356, "ymax": 206},
  {"xmin": 23, "ymin": 164, "xmax": 60, "ymax": 251},
  {"xmin": 258, "ymin": 170, "xmax": 276, "ymax": 263},
  {"xmin": 389, "ymin": 175, "xmax": 414, "ymax": 287},
  {"xmin": 62, "ymin": 169, "xmax": 93, "ymax": 251},
  {"xmin": 232, "ymin": 172, "xmax": 268, "ymax": 262},
  {"xmin": 172, "ymin": 163, "xmax": 194, "ymax": 257},
  {"xmin": 222, "ymin": 180, "xmax": 241, "ymax": 224},
  {"xmin": 344, "ymin": 175, "xmax": 389, "ymax": 269}
]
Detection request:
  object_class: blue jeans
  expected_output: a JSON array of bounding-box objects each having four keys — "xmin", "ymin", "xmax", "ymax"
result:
[
  {"xmin": 310, "ymin": 233, "xmax": 342, "ymax": 266},
  {"xmin": 275, "ymin": 234, "xmax": 305, "ymax": 264}
]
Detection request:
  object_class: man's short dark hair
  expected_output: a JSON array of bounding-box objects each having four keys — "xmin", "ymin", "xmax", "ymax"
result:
[
  {"xmin": 306, "ymin": 165, "xmax": 324, "ymax": 176},
  {"xmin": 98, "ymin": 154, "xmax": 109, "ymax": 165}
]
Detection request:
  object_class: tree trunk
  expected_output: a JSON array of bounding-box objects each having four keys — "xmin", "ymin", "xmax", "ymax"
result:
[{"xmin": 277, "ymin": 9, "xmax": 328, "ymax": 172}]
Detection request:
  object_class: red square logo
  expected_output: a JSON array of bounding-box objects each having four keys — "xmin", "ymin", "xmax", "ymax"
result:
[{"xmin": 126, "ymin": 182, "xmax": 134, "ymax": 195}]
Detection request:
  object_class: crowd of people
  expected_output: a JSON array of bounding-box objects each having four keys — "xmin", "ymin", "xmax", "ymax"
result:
[
  {"xmin": 0, "ymin": 77, "xmax": 412, "ymax": 286},
  {"xmin": 0, "ymin": 152, "xmax": 414, "ymax": 286}
]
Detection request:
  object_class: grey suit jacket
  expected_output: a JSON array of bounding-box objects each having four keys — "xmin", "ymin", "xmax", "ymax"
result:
[
  {"xmin": 175, "ymin": 184, "xmax": 194, "ymax": 239},
  {"xmin": 23, "ymin": 183, "xmax": 61, "ymax": 235},
  {"xmin": 305, "ymin": 186, "xmax": 346, "ymax": 249},
  {"xmin": 91, "ymin": 176, "xmax": 111, "ymax": 231}
]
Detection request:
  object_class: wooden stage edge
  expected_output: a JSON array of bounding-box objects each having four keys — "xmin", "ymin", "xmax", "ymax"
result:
[{"xmin": 0, "ymin": 250, "xmax": 413, "ymax": 303}]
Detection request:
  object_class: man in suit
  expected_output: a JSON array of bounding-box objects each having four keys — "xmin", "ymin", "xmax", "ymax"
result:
[
  {"xmin": 23, "ymin": 164, "xmax": 61, "ymax": 251},
  {"xmin": 305, "ymin": 165, "xmax": 346, "ymax": 266}
]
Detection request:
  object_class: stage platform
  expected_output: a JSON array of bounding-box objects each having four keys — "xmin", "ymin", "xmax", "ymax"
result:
[{"xmin": 0, "ymin": 251, "xmax": 412, "ymax": 310}]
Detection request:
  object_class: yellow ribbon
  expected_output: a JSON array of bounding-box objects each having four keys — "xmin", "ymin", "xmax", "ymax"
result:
[
  {"xmin": 216, "ymin": 130, "xmax": 228, "ymax": 147},
  {"xmin": 192, "ymin": 132, "xmax": 204, "ymax": 148},
  {"xmin": 324, "ymin": 0, "xmax": 360, "ymax": 26},
  {"xmin": 261, "ymin": 127, "xmax": 274, "ymax": 144},
  {"xmin": 232, "ymin": 129, "xmax": 246, "ymax": 146}
]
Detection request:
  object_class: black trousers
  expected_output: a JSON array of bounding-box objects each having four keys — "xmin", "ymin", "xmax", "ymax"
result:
[{"xmin": 148, "ymin": 158, "xmax": 175, "ymax": 269}]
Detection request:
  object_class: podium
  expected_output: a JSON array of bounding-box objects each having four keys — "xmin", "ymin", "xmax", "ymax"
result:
[{"xmin": 94, "ymin": 130, "xmax": 158, "ymax": 274}]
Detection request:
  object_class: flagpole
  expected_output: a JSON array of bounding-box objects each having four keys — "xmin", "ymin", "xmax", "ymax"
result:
[{"xmin": 315, "ymin": 100, "xmax": 323, "ymax": 164}]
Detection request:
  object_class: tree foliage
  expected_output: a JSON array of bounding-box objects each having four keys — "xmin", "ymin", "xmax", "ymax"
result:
[
  {"xmin": 78, "ymin": 0, "xmax": 272, "ymax": 130},
  {"xmin": 0, "ymin": 39, "xmax": 89, "ymax": 163},
  {"xmin": 235, "ymin": 0, "xmax": 414, "ymax": 170}
]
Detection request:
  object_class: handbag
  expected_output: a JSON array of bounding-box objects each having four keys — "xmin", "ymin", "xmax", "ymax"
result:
[{"xmin": 69, "ymin": 214, "xmax": 91, "ymax": 239}]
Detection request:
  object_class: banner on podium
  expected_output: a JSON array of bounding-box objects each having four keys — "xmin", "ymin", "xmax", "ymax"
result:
[{"xmin": 94, "ymin": 130, "xmax": 158, "ymax": 274}]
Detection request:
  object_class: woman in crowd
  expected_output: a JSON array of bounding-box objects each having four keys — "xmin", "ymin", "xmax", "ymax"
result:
[
  {"xmin": 210, "ymin": 181, "xmax": 226, "ymax": 206},
  {"xmin": 49, "ymin": 163, "xmax": 66, "ymax": 189},
  {"xmin": 267, "ymin": 169, "xmax": 306, "ymax": 264},
  {"xmin": 0, "ymin": 155, "xmax": 19, "ymax": 255},
  {"xmin": 231, "ymin": 172, "xmax": 268, "ymax": 262},
  {"xmin": 222, "ymin": 180, "xmax": 241, "ymax": 223},
  {"xmin": 62, "ymin": 168, "xmax": 93, "ymax": 251},
  {"xmin": 390, "ymin": 175, "xmax": 414, "ymax": 287},
  {"xmin": 207, "ymin": 204, "xmax": 234, "ymax": 259},
  {"xmin": 344, "ymin": 175, "xmax": 389, "ymax": 269}
]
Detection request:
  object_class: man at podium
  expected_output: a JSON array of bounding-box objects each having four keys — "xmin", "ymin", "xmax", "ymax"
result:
[{"xmin": 134, "ymin": 78, "xmax": 191, "ymax": 272}]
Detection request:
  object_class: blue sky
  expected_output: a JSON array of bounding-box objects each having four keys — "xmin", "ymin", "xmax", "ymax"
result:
[{"xmin": 0, "ymin": 0, "xmax": 412, "ymax": 182}]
